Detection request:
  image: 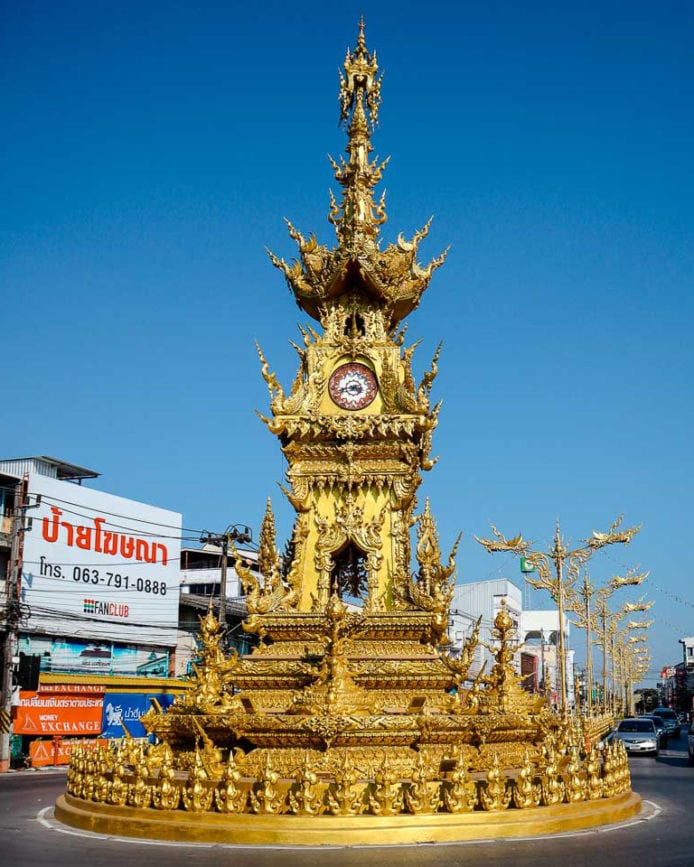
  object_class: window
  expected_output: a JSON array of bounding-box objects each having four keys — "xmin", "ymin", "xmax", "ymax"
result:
[{"xmin": 618, "ymin": 720, "xmax": 655, "ymax": 733}]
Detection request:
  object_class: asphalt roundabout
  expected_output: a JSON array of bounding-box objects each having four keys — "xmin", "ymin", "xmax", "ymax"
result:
[{"xmin": 54, "ymin": 791, "xmax": 642, "ymax": 846}]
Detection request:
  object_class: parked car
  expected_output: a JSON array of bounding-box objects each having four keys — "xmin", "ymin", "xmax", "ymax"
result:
[
  {"xmin": 652, "ymin": 707, "xmax": 680, "ymax": 737},
  {"xmin": 688, "ymin": 720, "xmax": 694, "ymax": 765},
  {"xmin": 612, "ymin": 718, "xmax": 659, "ymax": 756},
  {"xmin": 641, "ymin": 714, "xmax": 667, "ymax": 745}
]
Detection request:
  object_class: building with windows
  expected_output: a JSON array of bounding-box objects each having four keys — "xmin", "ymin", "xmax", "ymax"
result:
[
  {"xmin": 177, "ymin": 544, "xmax": 260, "ymax": 675},
  {"xmin": 446, "ymin": 579, "xmax": 575, "ymax": 707},
  {"xmin": 448, "ymin": 578, "xmax": 523, "ymax": 683},
  {"xmin": 0, "ymin": 456, "xmax": 186, "ymax": 769},
  {"xmin": 521, "ymin": 609, "xmax": 574, "ymax": 708}
]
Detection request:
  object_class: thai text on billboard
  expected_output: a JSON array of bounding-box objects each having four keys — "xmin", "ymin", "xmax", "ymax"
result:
[{"xmin": 21, "ymin": 474, "xmax": 181, "ymax": 643}]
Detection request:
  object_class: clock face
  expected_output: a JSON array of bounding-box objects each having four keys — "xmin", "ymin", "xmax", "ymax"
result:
[{"xmin": 328, "ymin": 362, "xmax": 378, "ymax": 410}]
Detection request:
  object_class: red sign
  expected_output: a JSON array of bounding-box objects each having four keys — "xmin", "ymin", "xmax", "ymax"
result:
[
  {"xmin": 29, "ymin": 737, "xmax": 106, "ymax": 767},
  {"xmin": 14, "ymin": 690, "xmax": 104, "ymax": 735},
  {"xmin": 39, "ymin": 683, "xmax": 107, "ymax": 695}
]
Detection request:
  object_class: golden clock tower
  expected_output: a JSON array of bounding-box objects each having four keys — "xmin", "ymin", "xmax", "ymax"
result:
[
  {"xmin": 258, "ymin": 19, "xmax": 455, "ymax": 627},
  {"xmin": 58, "ymin": 23, "xmax": 639, "ymax": 846}
]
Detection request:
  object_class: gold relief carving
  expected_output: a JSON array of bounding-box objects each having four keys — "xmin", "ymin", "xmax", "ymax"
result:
[
  {"xmin": 325, "ymin": 753, "xmax": 366, "ymax": 816},
  {"xmin": 235, "ymin": 501, "xmax": 298, "ymax": 616},
  {"xmin": 93, "ymin": 748, "xmax": 111, "ymax": 804},
  {"xmin": 416, "ymin": 342, "xmax": 442, "ymax": 413},
  {"xmin": 601, "ymin": 744, "xmax": 616, "ymax": 798},
  {"xmin": 214, "ymin": 749, "xmax": 249, "ymax": 813},
  {"xmin": 127, "ymin": 760, "xmax": 152, "ymax": 809},
  {"xmin": 441, "ymin": 751, "xmax": 477, "ymax": 813},
  {"xmin": 539, "ymin": 741, "xmax": 566, "ymax": 807},
  {"xmin": 248, "ymin": 756, "xmax": 287, "ymax": 815},
  {"xmin": 286, "ymin": 753, "xmax": 326, "ymax": 815},
  {"xmin": 398, "ymin": 500, "xmax": 459, "ymax": 642},
  {"xmin": 152, "ymin": 753, "xmax": 181, "ymax": 811},
  {"xmin": 181, "ymin": 747, "xmax": 215, "ymax": 813},
  {"xmin": 419, "ymin": 408, "xmax": 440, "ymax": 471},
  {"xmin": 442, "ymin": 616, "xmax": 481, "ymax": 690},
  {"xmin": 82, "ymin": 752, "xmax": 96, "ymax": 802},
  {"xmin": 108, "ymin": 755, "xmax": 129, "ymax": 806},
  {"xmin": 564, "ymin": 746, "xmax": 587, "ymax": 803},
  {"xmin": 403, "ymin": 753, "xmax": 441, "ymax": 814},
  {"xmin": 478, "ymin": 754, "xmax": 511, "ymax": 811},
  {"xmin": 511, "ymin": 748, "xmax": 541, "ymax": 809},
  {"xmin": 621, "ymin": 744, "xmax": 631, "ymax": 792},
  {"xmin": 368, "ymin": 755, "xmax": 404, "ymax": 816},
  {"xmin": 585, "ymin": 748, "xmax": 604, "ymax": 800},
  {"xmin": 256, "ymin": 342, "xmax": 286, "ymax": 415}
]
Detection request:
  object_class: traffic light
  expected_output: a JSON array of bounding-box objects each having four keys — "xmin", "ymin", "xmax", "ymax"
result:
[{"xmin": 16, "ymin": 652, "xmax": 41, "ymax": 691}]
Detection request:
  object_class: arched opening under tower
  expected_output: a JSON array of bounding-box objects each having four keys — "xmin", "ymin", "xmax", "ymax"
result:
[{"xmin": 331, "ymin": 542, "xmax": 368, "ymax": 606}]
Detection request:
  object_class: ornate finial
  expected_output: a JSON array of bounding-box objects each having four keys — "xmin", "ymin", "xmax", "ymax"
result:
[
  {"xmin": 493, "ymin": 598, "xmax": 513, "ymax": 633},
  {"xmin": 332, "ymin": 19, "xmax": 387, "ymax": 252},
  {"xmin": 257, "ymin": 498, "xmax": 278, "ymax": 577},
  {"xmin": 339, "ymin": 18, "xmax": 382, "ymax": 130},
  {"xmin": 357, "ymin": 15, "xmax": 366, "ymax": 50}
]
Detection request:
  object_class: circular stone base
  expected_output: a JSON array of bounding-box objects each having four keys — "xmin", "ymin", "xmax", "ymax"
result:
[{"xmin": 55, "ymin": 792, "xmax": 642, "ymax": 845}]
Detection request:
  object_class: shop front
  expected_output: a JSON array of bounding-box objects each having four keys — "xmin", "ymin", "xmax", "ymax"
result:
[{"xmin": 12, "ymin": 673, "xmax": 188, "ymax": 767}]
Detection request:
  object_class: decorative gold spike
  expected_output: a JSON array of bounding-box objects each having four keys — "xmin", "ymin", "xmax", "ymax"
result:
[
  {"xmin": 512, "ymin": 748, "xmax": 540, "ymax": 809},
  {"xmin": 479, "ymin": 754, "xmax": 511, "ymax": 811}
]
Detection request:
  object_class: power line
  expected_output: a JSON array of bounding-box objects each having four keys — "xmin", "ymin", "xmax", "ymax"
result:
[
  {"xmin": 28, "ymin": 500, "xmax": 191, "ymax": 541},
  {"xmin": 36, "ymin": 492, "xmax": 253, "ymax": 539},
  {"xmin": 23, "ymin": 495, "xmax": 255, "ymax": 550}
]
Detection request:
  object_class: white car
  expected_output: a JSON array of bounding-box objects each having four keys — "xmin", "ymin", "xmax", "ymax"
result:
[{"xmin": 612, "ymin": 718, "xmax": 659, "ymax": 757}]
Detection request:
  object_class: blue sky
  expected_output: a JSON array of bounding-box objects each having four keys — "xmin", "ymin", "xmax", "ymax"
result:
[{"xmin": 2, "ymin": 1, "xmax": 693, "ymax": 685}]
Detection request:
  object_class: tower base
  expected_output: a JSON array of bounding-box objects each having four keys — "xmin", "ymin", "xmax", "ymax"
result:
[{"xmin": 55, "ymin": 791, "xmax": 641, "ymax": 846}]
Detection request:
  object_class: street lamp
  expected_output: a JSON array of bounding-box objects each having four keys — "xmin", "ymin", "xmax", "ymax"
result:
[
  {"xmin": 595, "ymin": 592, "xmax": 652, "ymax": 714},
  {"xmin": 567, "ymin": 568, "xmax": 646, "ymax": 716},
  {"xmin": 476, "ymin": 515, "xmax": 641, "ymax": 713}
]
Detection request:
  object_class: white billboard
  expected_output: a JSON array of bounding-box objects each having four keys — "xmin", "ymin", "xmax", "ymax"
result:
[{"xmin": 21, "ymin": 474, "xmax": 181, "ymax": 646}]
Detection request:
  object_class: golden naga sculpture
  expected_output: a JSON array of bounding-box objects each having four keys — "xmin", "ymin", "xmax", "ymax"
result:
[{"xmin": 56, "ymin": 20, "xmax": 640, "ymax": 845}]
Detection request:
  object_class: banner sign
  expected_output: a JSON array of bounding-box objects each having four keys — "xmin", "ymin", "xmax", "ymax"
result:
[
  {"xmin": 18, "ymin": 635, "xmax": 170, "ymax": 678},
  {"xmin": 29, "ymin": 737, "xmax": 107, "ymax": 767},
  {"xmin": 21, "ymin": 473, "xmax": 181, "ymax": 644},
  {"xmin": 101, "ymin": 692, "xmax": 177, "ymax": 738},
  {"xmin": 14, "ymin": 689, "xmax": 104, "ymax": 735}
]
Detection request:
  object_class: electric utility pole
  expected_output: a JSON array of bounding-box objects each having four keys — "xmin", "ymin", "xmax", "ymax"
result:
[
  {"xmin": 199, "ymin": 524, "xmax": 253, "ymax": 628},
  {"xmin": 0, "ymin": 478, "xmax": 29, "ymax": 772}
]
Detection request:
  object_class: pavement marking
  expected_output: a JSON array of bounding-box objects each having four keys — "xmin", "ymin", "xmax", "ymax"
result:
[
  {"xmin": 35, "ymin": 798, "xmax": 664, "ymax": 851},
  {"xmin": 641, "ymin": 799, "xmax": 662, "ymax": 821}
]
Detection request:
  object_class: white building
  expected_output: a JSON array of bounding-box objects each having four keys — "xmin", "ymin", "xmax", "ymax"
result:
[
  {"xmin": 449, "ymin": 579, "xmax": 523, "ymax": 683},
  {"xmin": 0, "ymin": 455, "xmax": 182, "ymax": 677}
]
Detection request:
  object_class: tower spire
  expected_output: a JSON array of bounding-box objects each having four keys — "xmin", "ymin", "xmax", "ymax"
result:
[
  {"xmin": 268, "ymin": 19, "xmax": 448, "ymax": 327},
  {"xmin": 333, "ymin": 19, "xmax": 386, "ymax": 253}
]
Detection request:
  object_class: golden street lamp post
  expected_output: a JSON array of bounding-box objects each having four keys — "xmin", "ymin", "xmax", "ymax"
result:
[
  {"xmin": 625, "ymin": 635, "xmax": 650, "ymax": 715},
  {"xmin": 476, "ymin": 516, "xmax": 640, "ymax": 713},
  {"xmin": 609, "ymin": 620, "xmax": 650, "ymax": 716},
  {"xmin": 622, "ymin": 623, "xmax": 650, "ymax": 713},
  {"xmin": 595, "ymin": 592, "xmax": 652, "ymax": 714},
  {"xmin": 569, "ymin": 568, "xmax": 648, "ymax": 715},
  {"xmin": 628, "ymin": 647, "xmax": 651, "ymax": 715}
]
